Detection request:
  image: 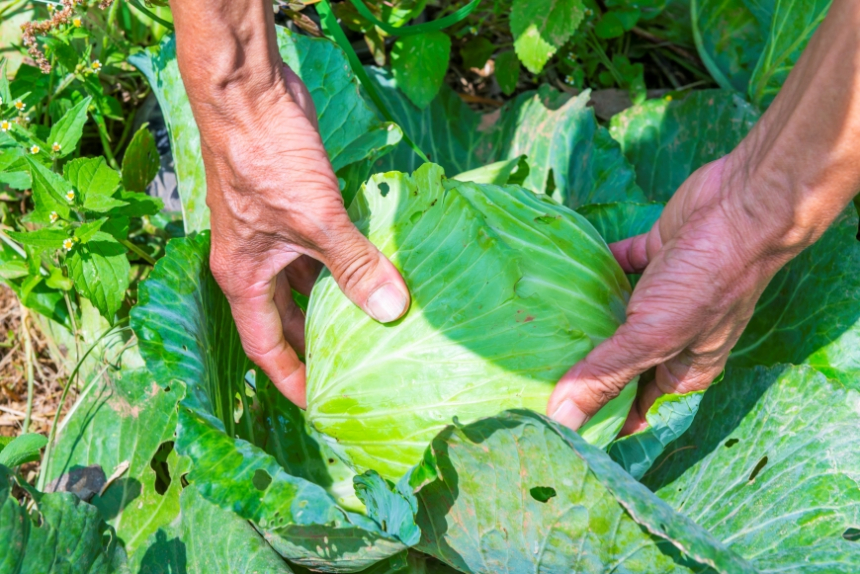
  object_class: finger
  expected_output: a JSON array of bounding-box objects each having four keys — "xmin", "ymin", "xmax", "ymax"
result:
[
  {"xmin": 316, "ymin": 219, "xmax": 411, "ymax": 324},
  {"xmin": 619, "ymin": 348, "xmax": 728, "ymax": 437},
  {"xmin": 547, "ymin": 321, "xmax": 681, "ymax": 430},
  {"xmin": 609, "ymin": 234, "xmax": 650, "ymax": 273},
  {"xmin": 273, "ymin": 270, "xmax": 307, "ymax": 355},
  {"xmin": 228, "ymin": 284, "xmax": 307, "ymax": 408},
  {"xmin": 282, "ymin": 64, "xmax": 320, "ymax": 131},
  {"xmin": 285, "ymin": 255, "xmax": 323, "ymax": 297}
]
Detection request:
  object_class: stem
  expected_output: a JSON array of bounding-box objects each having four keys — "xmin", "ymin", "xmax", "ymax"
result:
[
  {"xmin": 97, "ymin": 124, "xmax": 120, "ymax": 170},
  {"xmin": 120, "ymin": 239, "xmax": 156, "ymax": 265},
  {"xmin": 20, "ymin": 305, "xmax": 35, "ymax": 434},
  {"xmin": 113, "ymin": 108, "xmax": 137, "ymax": 159},
  {"xmin": 52, "ymin": 73, "xmax": 77, "ymax": 98},
  {"xmin": 62, "ymin": 289, "xmax": 81, "ymax": 373}
]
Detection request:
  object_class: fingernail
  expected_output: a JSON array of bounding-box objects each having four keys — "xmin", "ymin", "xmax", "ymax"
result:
[
  {"xmin": 366, "ymin": 283, "xmax": 408, "ymax": 323},
  {"xmin": 550, "ymin": 399, "xmax": 589, "ymax": 430}
]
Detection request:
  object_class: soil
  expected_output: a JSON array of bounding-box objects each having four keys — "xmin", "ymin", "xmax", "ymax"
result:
[{"xmin": 0, "ymin": 285, "xmax": 67, "ymax": 438}]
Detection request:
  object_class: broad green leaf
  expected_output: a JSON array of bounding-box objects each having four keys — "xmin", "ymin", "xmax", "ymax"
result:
[
  {"xmin": 409, "ymin": 410, "xmax": 753, "ymax": 573},
  {"xmin": 609, "ymin": 91, "xmax": 759, "ymax": 201},
  {"xmin": 451, "ymin": 156, "xmax": 528, "ymax": 186},
  {"xmin": 45, "ymin": 266, "xmax": 73, "ymax": 291},
  {"xmin": 391, "ymin": 32, "xmax": 451, "ymax": 110},
  {"xmin": 130, "ymin": 233, "xmax": 419, "ymax": 571},
  {"xmin": 306, "ymin": 165, "xmax": 635, "ymax": 480},
  {"xmin": 369, "ymin": 74, "xmax": 645, "ymax": 209},
  {"xmin": 130, "ymin": 486, "xmax": 295, "ymax": 573},
  {"xmin": 130, "ymin": 26, "xmax": 401, "ymax": 233},
  {"xmin": 609, "ymin": 390, "xmax": 705, "ymax": 479},
  {"xmin": 494, "ymin": 50, "xmax": 520, "ymax": 95},
  {"xmin": 595, "ymin": 11, "xmax": 626, "ymax": 38},
  {"xmin": 7, "ymin": 228, "xmax": 69, "ymax": 251},
  {"xmin": 747, "ymin": 0, "xmax": 830, "ymax": 107},
  {"xmin": 44, "ymin": 367, "xmax": 185, "ymax": 558},
  {"xmin": 108, "ymin": 189, "xmax": 162, "ymax": 218},
  {"xmin": 367, "ymin": 67, "xmax": 487, "ymax": 176},
  {"xmin": 0, "ymin": 146, "xmax": 31, "ymax": 191},
  {"xmin": 0, "ymin": 433, "xmax": 47, "ymax": 467},
  {"xmin": 577, "ymin": 201, "xmax": 664, "ymax": 244},
  {"xmin": 64, "ymin": 157, "xmax": 122, "ymax": 205},
  {"xmin": 0, "ymin": 465, "xmax": 127, "ymax": 573},
  {"xmin": 83, "ymin": 194, "xmax": 129, "ymax": 214},
  {"xmin": 66, "ymin": 232, "xmax": 130, "ymax": 320},
  {"xmin": 0, "ymin": 259, "xmax": 28, "ymax": 280},
  {"xmin": 23, "ymin": 156, "xmax": 71, "ymax": 222},
  {"xmin": 511, "ymin": 0, "xmax": 586, "ymax": 73},
  {"xmin": 692, "ymin": 0, "xmax": 763, "ymax": 92},
  {"xmin": 47, "ymin": 96, "xmax": 92, "ymax": 157},
  {"xmin": 122, "ymin": 126, "xmax": 161, "ymax": 192},
  {"xmin": 645, "ymin": 365, "xmax": 860, "ymax": 571},
  {"xmin": 731, "ymin": 210, "xmax": 860, "ymax": 383},
  {"xmin": 75, "ymin": 217, "xmax": 108, "ymax": 243},
  {"xmin": 493, "ymin": 88, "xmax": 647, "ymax": 207}
]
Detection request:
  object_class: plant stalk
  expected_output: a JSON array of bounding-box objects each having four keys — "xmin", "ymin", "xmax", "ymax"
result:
[
  {"xmin": 20, "ymin": 304, "xmax": 35, "ymax": 434},
  {"xmin": 120, "ymin": 239, "xmax": 156, "ymax": 265}
]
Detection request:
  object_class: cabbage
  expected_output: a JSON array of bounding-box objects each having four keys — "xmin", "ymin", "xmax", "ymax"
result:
[{"xmin": 306, "ymin": 164, "xmax": 636, "ymax": 479}]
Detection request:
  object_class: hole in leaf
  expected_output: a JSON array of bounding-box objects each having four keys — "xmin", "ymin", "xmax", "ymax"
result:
[
  {"xmin": 328, "ymin": 458, "xmax": 335, "ymax": 464},
  {"xmin": 233, "ymin": 392, "xmax": 244, "ymax": 424},
  {"xmin": 181, "ymin": 345, "xmax": 188, "ymax": 352},
  {"xmin": 244, "ymin": 369, "xmax": 257, "ymax": 393},
  {"xmin": 164, "ymin": 385, "xmax": 171, "ymax": 393},
  {"xmin": 748, "ymin": 456, "xmax": 768, "ymax": 482},
  {"xmin": 180, "ymin": 473, "xmax": 189, "ymax": 488},
  {"xmin": 379, "ymin": 182, "xmax": 390, "ymax": 197},
  {"xmin": 843, "ymin": 527, "xmax": 860, "ymax": 541},
  {"xmin": 150, "ymin": 442, "xmax": 174, "ymax": 495},
  {"xmin": 724, "ymin": 438, "xmax": 739, "ymax": 448},
  {"xmin": 529, "ymin": 486, "xmax": 557, "ymax": 503},
  {"xmin": 545, "ymin": 168, "xmax": 556, "ymax": 195},
  {"xmin": 252, "ymin": 469, "xmax": 272, "ymax": 491}
]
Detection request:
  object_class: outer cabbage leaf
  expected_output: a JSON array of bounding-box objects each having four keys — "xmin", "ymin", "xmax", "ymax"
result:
[
  {"xmin": 577, "ymin": 201, "xmax": 663, "ymax": 244},
  {"xmin": 306, "ymin": 164, "xmax": 636, "ymax": 481},
  {"xmin": 747, "ymin": 0, "xmax": 830, "ymax": 108},
  {"xmin": 692, "ymin": 0, "xmax": 764, "ymax": 93},
  {"xmin": 731, "ymin": 210, "xmax": 860, "ymax": 383},
  {"xmin": 42, "ymin": 366, "xmax": 186, "ymax": 558},
  {"xmin": 130, "ymin": 26, "xmax": 401, "ymax": 232},
  {"xmin": 405, "ymin": 410, "xmax": 753, "ymax": 573},
  {"xmin": 131, "ymin": 486, "xmax": 295, "ymax": 574},
  {"xmin": 645, "ymin": 365, "xmax": 860, "ymax": 572},
  {"xmin": 367, "ymin": 71, "xmax": 644, "ymax": 209},
  {"xmin": 130, "ymin": 233, "xmax": 418, "ymax": 572},
  {"xmin": 0, "ymin": 465, "xmax": 128, "ymax": 573},
  {"xmin": 609, "ymin": 91, "xmax": 759, "ymax": 202}
]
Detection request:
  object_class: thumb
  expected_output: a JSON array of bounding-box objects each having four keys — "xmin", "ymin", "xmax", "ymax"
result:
[
  {"xmin": 316, "ymin": 220, "xmax": 411, "ymax": 323},
  {"xmin": 547, "ymin": 323, "xmax": 676, "ymax": 430}
]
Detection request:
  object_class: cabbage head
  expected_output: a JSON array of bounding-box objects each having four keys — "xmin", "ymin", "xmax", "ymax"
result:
[{"xmin": 306, "ymin": 164, "xmax": 636, "ymax": 480}]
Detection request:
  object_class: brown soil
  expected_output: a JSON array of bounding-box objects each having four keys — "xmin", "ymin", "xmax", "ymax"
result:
[{"xmin": 0, "ymin": 285, "xmax": 67, "ymax": 438}]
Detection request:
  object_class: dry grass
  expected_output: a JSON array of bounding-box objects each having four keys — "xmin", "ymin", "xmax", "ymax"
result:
[{"xmin": 0, "ymin": 284, "xmax": 67, "ymax": 438}]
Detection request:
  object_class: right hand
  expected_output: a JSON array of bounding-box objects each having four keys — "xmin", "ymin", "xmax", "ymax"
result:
[{"xmin": 198, "ymin": 64, "xmax": 410, "ymax": 408}]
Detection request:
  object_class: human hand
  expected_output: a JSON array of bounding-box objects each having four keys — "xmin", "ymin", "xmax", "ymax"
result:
[
  {"xmin": 197, "ymin": 65, "xmax": 410, "ymax": 408},
  {"xmin": 546, "ymin": 155, "xmax": 811, "ymax": 434}
]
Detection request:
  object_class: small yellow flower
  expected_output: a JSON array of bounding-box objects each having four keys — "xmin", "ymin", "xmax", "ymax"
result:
[
  {"xmin": 0, "ymin": 120, "xmax": 10, "ymax": 132},
  {"xmin": 29, "ymin": 145, "xmax": 40, "ymax": 154},
  {"xmin": 50, "ymin": 211, "xmax": 59, "ymax": 223},
  {"xmin": 91, "ymin": 60, "xmax": 102, "ymax": 71},
  {"xmin": 665, "ymin": 95, "xmax": 673, "ymax": 102},
  {"xmin": 52, "ymin": 141, "xmax": 62, "ymax": 153},
  {"xmin": 65, "ymin": 190, "xmax": 75, "ymax": 202},
  {"xmin": 62, "ymin": 238, "xmax": 74, "ymax": 252},
  {"xmin": 14, "ymin": 100, "xmax": 25, "ymax": 111},
  {"xmin": 73, "ymin": 17, "xmax": 82, "ymax": 27}
]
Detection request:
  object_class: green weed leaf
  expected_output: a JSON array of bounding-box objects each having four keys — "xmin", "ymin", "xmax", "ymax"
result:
[
  {"xmin": 511, "ymin": 0, "xmax": 585, "ymax": 73},
  {"xmin": 0, "ymin": 433, "xmax": 47, "ymax": 467},
  {"xmin": 494, "ymin": 50, "xmax": 520, "ymax": 95},
  {"xmin": 66, "ymin": 232, "xmax": 130, "ymax": 320},
  {"xmin": 47, "ymin": 96, "xmax": 92, "ymax": 158},
  {"xmin": 122, "ymin": 126, "xmax": 160, "ymax": 192},
  {"xmin": 391, "ymin": 32, "xmax": 451, "ymax": 109}
]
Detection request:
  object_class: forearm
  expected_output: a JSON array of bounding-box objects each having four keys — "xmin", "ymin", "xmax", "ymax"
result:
[
  {"xmin": 727, "ymin": 0, "xmax": 860, "ymax": 252},
  {"xmin": 169, "ymin": 0, "xmax": 283, "ymax": 132}
]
